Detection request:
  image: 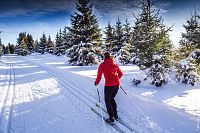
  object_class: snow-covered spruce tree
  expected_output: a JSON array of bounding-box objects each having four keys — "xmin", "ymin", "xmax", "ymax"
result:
[
  {"xmin": 179, "ymin": 9, "xmax": 200, "ymax": 58},
  {"xmin": 8, "ymin": 44, "xmax": 15, "ymax": 54},
  {"xmin": 15, "ymin": 32, "xmax": 28, "ymax": 55},
  {"xmin": 38, "ymin": 33, "xmax": 48, "ymax": 54},
  {"xmin": 123, "ymin": 18, "xmax": 132, "ymax": 44},
  {"xmin": 175, "ymin": 61, "xmax": 199, "ymax": 86},
  {"xmin": 6, "ymin": 45, "xmax": 11, "ymax": 54},
  {"xmin": 19, "ymin": 37, "xmax": 28, "ymax": 56},
  {"xmin": 62, "ymin": 27, "xmax": 72, "ymax": 51},
  {"xmin": 47, "ymin": 35, "xmax": 54, "ymax": 54},
  {"xmin": 103, "ymin": 22, "xmax": 115, "ymax": 53},
  {"xmin": 55, "ymin": 29, "xmax": 65, "ymax": 56},
  {"xmin": 5, "ymin": 43, "xmax": 14, "ymax": 54},
  {"xmin": 118, "ymin": 19, "xmax": 132, "ymax": 64},
  {"xmin": 15, "ymin": 32, "xmax": 28, "ymax": 56},
  {"xmin": 27, "ymin": 34, "xmax": 34, "ymax": 53},
  {"xmin": 113, "ymin": 18, "xmax": 124, "ymax": 57},
  {"xmin": 132, "ymin": 0, "xmax": 173, "ymax": 69},
  {"xmin": 66, "ymin": 0, "xmax": 101, "ymax": 66},
  {"xmin": 132, "ymin": 0, "xmax": 173, "ymax": 86},
  {"xmin": 146, "ymin": 55, "xmax": 169, "ymax": 87}
]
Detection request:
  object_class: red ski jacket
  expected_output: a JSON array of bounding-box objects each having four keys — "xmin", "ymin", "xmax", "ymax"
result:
[{"xmin": 95, "ymin": 58, "xmax": 123, "ymax": 86}]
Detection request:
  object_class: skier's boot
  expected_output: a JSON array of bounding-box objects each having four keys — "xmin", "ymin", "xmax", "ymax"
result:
[
  {"xmin": 114, "ymin": 114, "xmax": 118, "ymax": 120},
  {"xmin": 106, "ymin": 117, "xmax": 114, "ymax": 124}
]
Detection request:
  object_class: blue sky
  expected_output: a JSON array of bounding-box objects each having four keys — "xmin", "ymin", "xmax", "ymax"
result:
[{"xmin": 0, "ymin": 0, "xmax": 199, "ymax": 46}]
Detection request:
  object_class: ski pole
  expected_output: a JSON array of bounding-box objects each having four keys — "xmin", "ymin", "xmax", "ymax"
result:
[
  {"xmin": 96, "ymin": 86, "xmax": 101, "ymax": 102},
  {"xmin": 120, "ymin": 85, "xmax": 127, "ymax": 95},
  {"xmin": 96, "ymin": 86, "xmax": 106, "ymax": 130}
]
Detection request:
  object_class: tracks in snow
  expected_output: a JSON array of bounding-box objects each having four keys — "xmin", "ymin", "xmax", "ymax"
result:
[
  {"xmin": 0, "ymin": 63, "xmax": 16, "ymax": 133},
  {"xmin": 27, "ymin": 61, "xmax": 137, "ymax": 133}
]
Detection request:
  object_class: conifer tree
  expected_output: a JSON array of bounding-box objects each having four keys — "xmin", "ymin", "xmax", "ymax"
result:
[
  {"xmin": 10, "ymin": 44, "xmax": 15, "ymax": 54},
  {"xmin": 15, "ymin": 32, "xmax": 28, "ymax": 55},
  {"xmin": 38, "ymin": 33, "xmax": 47, "ymax": 54},
  {"xmin": 15, "ymin": 32, "xmax": 26, "ymax": 55},
  {"xmin": 47, "ymin": 35, "xmax": 54, "ymax": 54},
  {"xmin": 66, "ymin": 0, "xmax": 101, "ymax": 65},
  {"xmin": 123, "ymin": 18, "xmax": 132, "ymax": 44},
  {"xmin": 175, "ymin": 61, "xmax": 198, "ymax": 86},
  {"xmin": 27, "ymin": 34, "xmax": 34, "ymax": 53},
  {"xmin": 119, "ymin": 19, "xmax": 132, "ymax": 64},
  {"xmin": 113, "ymin": 18, "xmax": 124, "ymax": 56},
  {"xmin": 6, "ymin": 45, "xmax": 10, "ymax": 54},
  {"xmin": 132, "ymin": 0, "xmax": 172, "ymax": 69},
  {"xmin": 17, "ymin": 32, "xmax": 26, "ymax": 47},
  {"xmin": 179, "ymin": 9, "xmax": 200, "ymax": 58},
  {"xmin": 132, "ymin": 0, "xmax": 173, "ymax": 86},
  {"xmin": 62, "ymin": 27, "xmax": 72, "ymax": 51},
  {"xmin": 55, "ymin": 29, "xmax": 65, "ymax": 56},
  {"xmin": 6, "ymin": 43, "xmax": 15, "ymax": 54},
  {"xmin": 21, "ymin": 37, "xmax": 28, "ymax": 55},
  {"xmin": 103, "ymin": 22, "xmax": 115, "ymax": 53}
]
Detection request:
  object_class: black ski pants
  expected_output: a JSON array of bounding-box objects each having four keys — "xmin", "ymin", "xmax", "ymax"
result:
[{"xmin": 104, "ymin": 85, "xmax": 119, "ymax": 118}]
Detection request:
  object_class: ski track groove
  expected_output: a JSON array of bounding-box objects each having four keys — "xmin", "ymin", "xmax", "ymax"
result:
[{"xmin": 0, "ymin": 63, "xmax": 16, "ymax": 133}]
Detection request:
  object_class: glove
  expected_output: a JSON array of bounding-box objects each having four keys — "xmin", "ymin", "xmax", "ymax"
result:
[{"xmin": 94, "ymin": 81, "xmax": 98, "ymax": 86}]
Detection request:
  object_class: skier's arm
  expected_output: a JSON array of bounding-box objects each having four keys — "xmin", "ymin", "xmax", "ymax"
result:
[
  {"xmin": 95, "ymin": 64, "xmax": 103, "ymax": 85},
  {"xmin": 117, "ymin": 66, "xmax": 123, "ymax": 79}
]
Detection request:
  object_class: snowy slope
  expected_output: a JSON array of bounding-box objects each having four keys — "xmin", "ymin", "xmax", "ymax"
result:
[{"xmin": 0, "ymin": 54, "xmax": 199, "ymax": 133}]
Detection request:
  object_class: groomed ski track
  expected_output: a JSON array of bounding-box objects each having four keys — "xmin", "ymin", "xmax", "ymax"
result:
[{"xmin": 0, "ymin": 62, "xmax": 16, "ymax": 133}]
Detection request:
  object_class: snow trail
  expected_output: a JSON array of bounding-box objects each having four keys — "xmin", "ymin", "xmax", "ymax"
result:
[
  {"xmin": 0, "ymin": 62, "xmax": 16, "ymax": 133},
  {"xmin": 0, "ymin": 54, "xmax": 199, "ymax": 133}
]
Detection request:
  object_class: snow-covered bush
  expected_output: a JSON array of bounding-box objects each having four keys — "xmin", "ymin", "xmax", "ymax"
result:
[
  {"xmin": 175, "ymin": 61, "xmax": 199, "ymax": 86},
  {"xmin": 146, "ymin": 63, "xmax": 168, "ymax": 87},
  {"xmin": 144, "ymin": 54, "xmax": 170, "ymax": 87}
]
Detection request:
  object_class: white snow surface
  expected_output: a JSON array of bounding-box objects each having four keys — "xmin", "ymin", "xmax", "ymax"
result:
[{"xmin": 0, "ymin": 54, "xmax": 199, "ymax": 133}]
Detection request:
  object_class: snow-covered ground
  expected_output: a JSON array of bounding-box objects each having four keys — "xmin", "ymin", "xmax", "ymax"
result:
[{"xmin": 0, "ymin": 54, "xmax": 199, "ymax": 133}]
